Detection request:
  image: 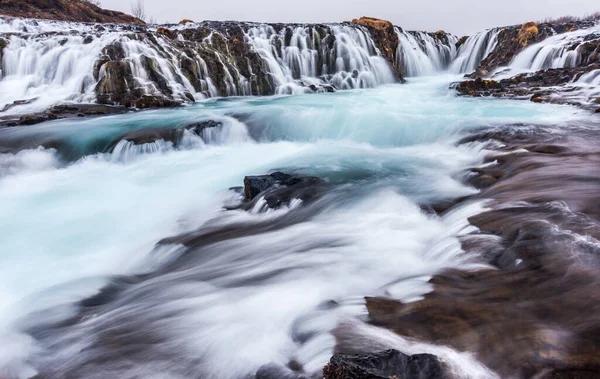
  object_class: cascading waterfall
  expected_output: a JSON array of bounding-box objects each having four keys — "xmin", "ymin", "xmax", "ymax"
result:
[
  {"xmin": 395, "ymin": 28, "xmax": 458, "ymax": 77},
  {"xmin": 0, "ymin": 29, "xmax": 117, "ymax": 113},
  {"xmin": 245, "ymin": 24, "xmax": 396, "ymax": 94},
  {"xmin": 450, "ymin": 28, "xmax": 501, "ymax": 73},
  {"xmin": 578, "ymin": 69, "xmax": 600, "ymax": 85},
  {"xmin": 509, "ymin": 24, "xmax": 600, "ymax": 71}
]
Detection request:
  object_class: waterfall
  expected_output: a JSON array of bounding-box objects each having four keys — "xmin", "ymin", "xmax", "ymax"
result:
[
  {"xmin": 509, "ymin": 24, "xmax": 600, "ymax": 71},
  {"xmin": 0, "ymin": 24, "xmax": 118, "ymax": 114},
  {"xmin": 245, "ymin": 24, "xmax": 396, "ymax": 94},
  {"xmin": 395, "ymin": 28, "xmax": 458, "ymax": 77},
  {"xmin": 578, "ymin": 69, "xmax": 600, "ymax": 85},
  {"xmin": 451, "ymin": 29, "xmax": 501, "ymax": 73}
]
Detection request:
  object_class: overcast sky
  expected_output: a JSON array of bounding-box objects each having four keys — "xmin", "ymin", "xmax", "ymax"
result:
[{"xmin": 100, "ymin": 0, "xmax": 599, "ymax": 36}]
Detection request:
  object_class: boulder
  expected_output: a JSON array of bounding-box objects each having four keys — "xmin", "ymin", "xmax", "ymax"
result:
[
  {"xmin": 242, "ymin": 172, "xmax": 325, "ymax": 210},
  {"xmin": 322, "ymin": 350, "xmax": 448, "ymax": 379}
]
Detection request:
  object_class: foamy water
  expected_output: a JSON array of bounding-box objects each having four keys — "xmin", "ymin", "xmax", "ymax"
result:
[{"xmin": 0, "ymin": 76, "xmax": 586, "ymax": 378}]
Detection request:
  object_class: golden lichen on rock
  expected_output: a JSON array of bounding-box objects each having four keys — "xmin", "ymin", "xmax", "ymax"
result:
[{"xmin": 518, "ymin": 22, "xmax": 540, "ymax": 47}]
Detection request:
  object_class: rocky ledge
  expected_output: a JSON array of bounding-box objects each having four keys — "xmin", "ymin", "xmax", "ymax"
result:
[{"xmin": 456, "ymin": 63, "xmax": 600, "ymax": 111}]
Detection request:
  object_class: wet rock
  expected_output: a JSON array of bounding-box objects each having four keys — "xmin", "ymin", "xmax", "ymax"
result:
[
  {"xmin": 0, "ymin": 37, "xmax": 7, "ymax": 62},
  {"xmin": 455, "ymin": 36, "xmax": 468, "ymax": 49},
  {"xmin": 255, "ymin": 364, "xmax": 308, "ymax": 379},
  {"xmin": 455, "ymin": 77, "xmax": 502, "ymax": 96},
  {"xmin": 242, "ymin": 172, "xmax": 325, "ymax": 210},
  {"xmin": 184, "ymin": 120, "xmax": 222, "ymax": 135},
  {"xmin": 322, "ymin": 349, "xmax": 447, "ymax": 379},
  {"xmin": 456, "ymin": 62, "xmax": 600, "ymax": 109},
  {"xmin": 0, "ymin": 104, "xmax": 129, "ymax": 127}
]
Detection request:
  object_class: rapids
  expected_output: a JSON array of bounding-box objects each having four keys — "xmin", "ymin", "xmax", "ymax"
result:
[{"xmin": 0, "ymin": 76, "xmax": 587, "ymax": 379}]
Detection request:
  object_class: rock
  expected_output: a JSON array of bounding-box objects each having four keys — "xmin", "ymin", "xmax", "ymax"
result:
[
  {"xmin": 242, "ymin": 172, "xmax": 325, "ymax": 210},
  {"xmin": 455, "ymin": 77, "xmax": 502, "ymax": 96},
  {"xmin": 0, "ymin": 37, "xmax": 7, "ymax": 62},
  {"xmin": 456, "ymin": 36, "xmax": 468, "ymax": 49},
  {"xmin": 322, "ymin": 350, "xmax": 448, "ymax": 379},
  {"xmin": 0, "ymin": 104, "xmax": 129, "ymax": 127},
  {"xmin": 456, "ymin": 63, "xmax": 600, "ymax": 110}
]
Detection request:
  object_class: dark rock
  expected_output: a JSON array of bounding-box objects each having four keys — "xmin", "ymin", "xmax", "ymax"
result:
[
  {"xmin": 322, "ymin": 350, "xmax": 448, "ymax": 379},
  {"xmin": 242, "ymin": 172, "xmax": 325, "ymax": 210},
  {"xmin": 0, "ymin": 104, "xmax": 129, "ymax": 127},
  {"xmin": 255, "ymin": 364, "xmax": 308, "ymax": 379},
  {"xmin": 456, "ymin": 63, "xmax": 600, "ymax": 110}
]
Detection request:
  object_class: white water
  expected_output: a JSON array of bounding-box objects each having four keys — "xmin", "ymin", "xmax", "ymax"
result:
[
  {"xmin": 396, "ymin": 29, "xmax": 458, "ymax": 77},
  {"xmin": 451, "ymin": 28, "xmax": 501, "ymax": 74},
  {"xmin": 246, "ymin": 24, "xmax": 396, "ymax": 94},
  {"xmin": 510, "ymin": 24, "xmax": 600, "ymax": 72},
  {"xmin": 0, "ymin": 76, "xmax": 585, "ymax": 378}
]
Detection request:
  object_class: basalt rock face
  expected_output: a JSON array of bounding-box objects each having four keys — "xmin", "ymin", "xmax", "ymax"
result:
[
  {"xmin": 0, "ymin": 0, "xmax": 144, "ymax": 24},
  {"xmin": 322, "ymin": 350, "xmax": 448, "ymax": 379}
]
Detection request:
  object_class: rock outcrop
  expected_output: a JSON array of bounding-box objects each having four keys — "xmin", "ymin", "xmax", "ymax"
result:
[
  {"xmin": 323, "ymin": 350, "xmax": 448, "ymax": 379},
  {"xmin": 242, "ymin": 172, "xmax": 325, "ymax": 211},
  {"xmin": 456, "ymin": 63, "xmax": 600, "ymax": 111},
  {"xmin": 0, "ymin": 0, "xmax": 144, "ymax": 24}
]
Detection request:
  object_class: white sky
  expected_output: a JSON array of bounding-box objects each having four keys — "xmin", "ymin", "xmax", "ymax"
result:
[{"xmin": 100, "ymin": 0, "xmax": 599, "ymax": 36}]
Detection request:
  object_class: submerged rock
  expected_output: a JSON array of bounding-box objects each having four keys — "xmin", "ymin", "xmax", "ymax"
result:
[
  {"xmin": 322, "ymin": 349, "xmax": 447, "ymax": 379},
  {"xmin": 242, "ymin": 172, "xmax": 325, "ymax": 210}
]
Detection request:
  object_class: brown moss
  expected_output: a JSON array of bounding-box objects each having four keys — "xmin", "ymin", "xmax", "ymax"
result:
[{"xmin": 518, "ymin": 22, "xmax": 540, "ymax": 47}]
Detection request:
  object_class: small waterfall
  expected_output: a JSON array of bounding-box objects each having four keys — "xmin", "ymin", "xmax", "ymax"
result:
[
  {"xmin": 451, "ymin": 29, "xmax": 501, "ymax": 73},
  {"xmin": 109, "ymin": 119, "xmax": 252, "ymax": 162},
  {"xmin": 578, "ymin": 69, "xmax": 600, "ymax": 85},
  {"xmin": 509, "ymin": 24, "xmax": 600, "ymax": 71},
  {"xmin": 0, "ymin": 29, "xmax": 116, "ymax": 114},
  {"xmin": 245, "ymin": 24, "xmax": 396, "ymax": 94},
  {"xmin": 395, "ymin": 28, "xmax": 458, "ymax": 77}
]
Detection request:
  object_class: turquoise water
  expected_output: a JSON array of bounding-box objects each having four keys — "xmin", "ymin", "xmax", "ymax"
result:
[{"xmin": 0, "ymin": 76, "xmax": 585, "ymax": 378}]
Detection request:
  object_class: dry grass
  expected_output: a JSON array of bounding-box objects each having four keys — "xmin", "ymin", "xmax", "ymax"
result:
[
  {"xmin": 518, "ymin": 22, "xmax": 540, "ymax": 46},
  {"xmin": 539, "ymin": 11, "xmax": 600, "ymax": 24}
]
